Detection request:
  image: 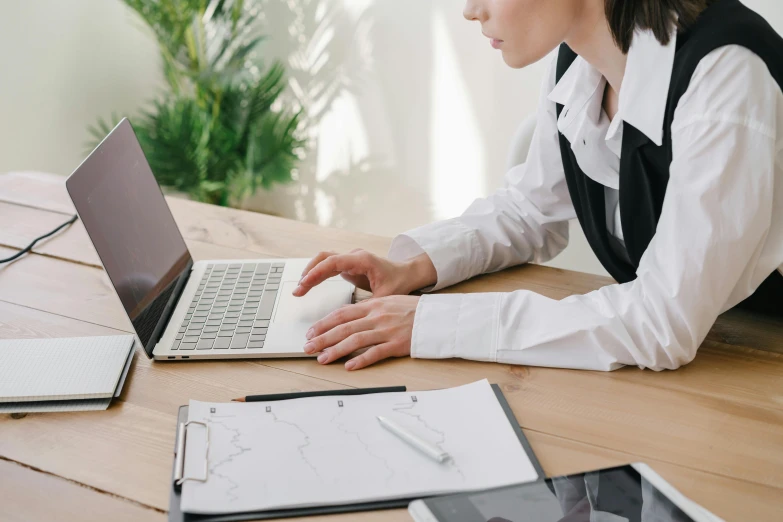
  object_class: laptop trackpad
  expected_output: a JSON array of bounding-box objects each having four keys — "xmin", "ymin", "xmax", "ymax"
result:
[{"xmin": 273, "ymin": 280, "xmax": 351, "ymax": 324}]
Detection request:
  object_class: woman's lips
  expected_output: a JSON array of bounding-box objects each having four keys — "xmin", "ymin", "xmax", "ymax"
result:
[{"xmin": 482, "ymin": 32, "xmax": 503, "ymax": 49}]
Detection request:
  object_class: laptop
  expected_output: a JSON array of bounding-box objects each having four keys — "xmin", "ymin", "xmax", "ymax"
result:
[{"xmin": 66, "ymin": 118, "xmax": 354, "ymax": 360}]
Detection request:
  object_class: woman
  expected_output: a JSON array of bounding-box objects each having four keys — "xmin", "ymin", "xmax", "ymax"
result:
[{"xmin": 293, "ymin": 0, "xmax": 783, "ymax": 372}]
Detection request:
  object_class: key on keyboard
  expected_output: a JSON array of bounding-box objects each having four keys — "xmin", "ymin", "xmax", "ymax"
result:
[{"xmin": 172, "ymin": 262, "xmax": 283, "ymax": 351}]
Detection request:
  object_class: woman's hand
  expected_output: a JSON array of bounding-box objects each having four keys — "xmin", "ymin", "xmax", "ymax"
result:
[
  {"xmin": 293, "ymin": 249, "xmax": 436, "ymax": 298},
  {"xmin": 303, "ymin": 295, "xmax": 419, "ymax": 370}
]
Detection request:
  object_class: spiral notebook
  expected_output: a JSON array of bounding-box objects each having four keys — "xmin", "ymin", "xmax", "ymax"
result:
[{"xmin": 0, "ymin": 335, "xmax": 135, "ymax": 412}]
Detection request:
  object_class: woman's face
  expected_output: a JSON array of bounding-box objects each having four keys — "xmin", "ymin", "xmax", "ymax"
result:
[{"xmin": 463, "ymin": 0, "xmax": 582, "ymax": 68}]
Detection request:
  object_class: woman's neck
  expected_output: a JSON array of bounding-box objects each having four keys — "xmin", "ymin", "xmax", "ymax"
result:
[{"xmin": 564, "ymin": 1, "xmax": 628, "ymax": 95}]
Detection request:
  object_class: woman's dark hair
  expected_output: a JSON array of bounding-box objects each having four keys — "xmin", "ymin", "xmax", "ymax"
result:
[{"xmin": 604, "ymin": 0, "xmax": 713, "ymax": 53}]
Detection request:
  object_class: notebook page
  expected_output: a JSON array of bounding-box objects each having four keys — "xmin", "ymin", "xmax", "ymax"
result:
[
  {"xmin": 0, "ymin": 335, "xmax": 135, "ymax": 402},
  {"xmin": 0, "ymin": 398, "xmax": 112, "ymax": 413},
  {"xmin": 181, "ymin": 380, "xmax": 539, "ymax": 515}
]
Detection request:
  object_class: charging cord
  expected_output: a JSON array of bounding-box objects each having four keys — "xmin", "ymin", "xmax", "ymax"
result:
[{"xmin": 0, "ymin": 214, "xmax": 79, "ymax": 264}]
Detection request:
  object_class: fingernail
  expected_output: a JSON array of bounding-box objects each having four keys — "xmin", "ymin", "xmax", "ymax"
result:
[
  {"xmin": 304, "ymin": 341, "xmax": 314, "ymax": 353},
  {"xmin": 317, "ymin": 352, "xmax": 328, "ymax": 363},
  {"xmin": 345, "ymin": 360, "xmax": 356, "ymax": 371},
  {"xmin": 306, "ymin": 328, "xmax": 314, "ymax": 340}
]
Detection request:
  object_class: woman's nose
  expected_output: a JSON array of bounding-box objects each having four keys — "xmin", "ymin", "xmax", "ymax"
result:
[{"xmin": 463, "ymin": 0, "xmax": 486, "ymax": 22}]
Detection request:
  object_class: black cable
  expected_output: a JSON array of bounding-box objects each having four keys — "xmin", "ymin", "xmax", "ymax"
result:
[{"xmin": 0, "ymin": 214, "xmax": 78, "ymax": 264}]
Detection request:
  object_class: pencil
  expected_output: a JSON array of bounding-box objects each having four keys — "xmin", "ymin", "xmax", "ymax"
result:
[{"xmin": 231, "ymin": 386, "xmax": 407, "ymax": 402}]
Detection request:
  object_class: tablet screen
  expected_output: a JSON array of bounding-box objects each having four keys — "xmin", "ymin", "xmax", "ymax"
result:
[{"xmin": 424, "ymin": 465, "xmax": 695, "ymax": 522}]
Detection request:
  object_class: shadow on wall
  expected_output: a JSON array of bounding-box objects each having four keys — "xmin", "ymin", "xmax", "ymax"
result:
[
  {"xmin": 242, "ymin": 0, "xmax": 432, "ymax": 236},
  {"xmin": 242, "ymin": 0, "xmax": 525, "ymax": 238}
]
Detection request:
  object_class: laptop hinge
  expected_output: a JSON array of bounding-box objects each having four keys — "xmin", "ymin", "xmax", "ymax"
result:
[{"xmin": 144, "ymin": 259, "xmax": 194, "ymax": 358}]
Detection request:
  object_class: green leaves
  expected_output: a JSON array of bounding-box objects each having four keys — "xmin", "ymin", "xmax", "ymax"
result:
[
  {"xmin": 90, "ymin": 0, "xmax": 303, "ymax": 207},
  {"xmin": 134, "ymin": 97, "xmax": 211, "ymax": 195}
]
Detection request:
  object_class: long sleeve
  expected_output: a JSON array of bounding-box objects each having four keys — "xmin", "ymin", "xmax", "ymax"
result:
[
  {"xmin": 387, "ymin": 56, "xmax": 575, "ymax": 291},
  {"xmin": 407, "ymin": 46, "xmax": 783, "ymax": 371}
]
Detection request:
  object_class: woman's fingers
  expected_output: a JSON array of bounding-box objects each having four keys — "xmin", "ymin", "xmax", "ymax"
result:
[
  {"xmin": 306, "ymin": 295, "xmax": 418, "ymax": 370},
  {"xmin": 292, "ymin": 251, "xmax": 338, "ymax": 296},
  {"xmin": 295, "ymin": 252, "xmax": 368, "ymax": 296},
  {"xmin": 304, "ymin": 302, "xmax": 372, "ymax": 347},
  {"xmin": 294, "ymin": 249, "xmax": 407, "ymax": 297},
  {"xmin": 344, "ymin": 343, "xmax": 398, "ymax": 370},
  {"xmin": 303, "ymin": 315, "xmax": 374, "ymax": 354},
  {"xmin": 316, "ymin": 330, "xmax": 388, "ymax": 365},
  {"xmin": 301, "ymin": 251, "xmax": 336, "ymax": 277}
]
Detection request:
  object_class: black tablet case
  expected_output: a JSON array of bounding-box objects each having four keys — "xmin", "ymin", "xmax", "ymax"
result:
[{"xmin": 168, "ymin": 384, "xmax": 544, "ymax": 522}]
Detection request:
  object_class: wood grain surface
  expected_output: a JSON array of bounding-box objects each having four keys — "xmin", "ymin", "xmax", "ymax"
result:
[{"xmin": 0, "ymin": 172, "xmax": 781, "ymax": 522}]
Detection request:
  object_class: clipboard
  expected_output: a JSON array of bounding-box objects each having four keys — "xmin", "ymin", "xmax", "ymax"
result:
[{"xmin": 168, "ymin": 384, "xmax": 544, "ymax": 522}]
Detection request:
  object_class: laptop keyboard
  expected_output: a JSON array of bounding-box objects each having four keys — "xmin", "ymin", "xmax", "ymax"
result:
[{"xmin": 172, "ymin": 262, "xmax": 284, "ymax": 351}]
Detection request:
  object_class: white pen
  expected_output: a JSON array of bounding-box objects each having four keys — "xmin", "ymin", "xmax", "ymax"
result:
[{"xmin": 377, "ymin": 415, "xmax": 451, "ymax": 464}]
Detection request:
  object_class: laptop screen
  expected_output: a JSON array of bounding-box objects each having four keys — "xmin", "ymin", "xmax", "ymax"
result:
[{"xmin": 66, "ymin": 119, "xmax": 192, "ymax": 356}]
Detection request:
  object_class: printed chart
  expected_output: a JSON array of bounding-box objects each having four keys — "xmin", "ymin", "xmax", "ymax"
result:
[{"xmin": 181, "ymin": 380, "xmax": 538, "ymax": 514}]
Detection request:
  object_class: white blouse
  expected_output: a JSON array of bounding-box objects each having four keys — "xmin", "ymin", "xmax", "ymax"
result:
[{"xmin": 388, "ymin": 28, "xmax": 783, "ymax": 371}]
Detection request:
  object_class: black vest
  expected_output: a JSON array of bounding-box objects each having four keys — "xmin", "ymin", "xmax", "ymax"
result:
[{"xmin": 556, "ymin": 0, "xmax": 783, "ymax": 316}]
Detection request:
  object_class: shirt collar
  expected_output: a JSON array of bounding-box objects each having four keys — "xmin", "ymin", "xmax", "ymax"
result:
[{"xmin": 547, "ymin": 27, "xmax": 677, "ymax": 147}]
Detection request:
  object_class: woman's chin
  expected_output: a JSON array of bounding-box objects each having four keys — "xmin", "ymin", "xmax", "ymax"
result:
[
  {"xmin": 501, "ymin": 51, "xmax": 535, "ymax": 69},
  {"xmin": 501, "ymin": 44, "xmax": 559, "ymax": 69}
]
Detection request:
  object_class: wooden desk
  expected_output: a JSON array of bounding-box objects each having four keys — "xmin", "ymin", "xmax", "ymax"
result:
[{"xmin": 0, "ymin": 171, "xmax": 781, "ymax": 522}]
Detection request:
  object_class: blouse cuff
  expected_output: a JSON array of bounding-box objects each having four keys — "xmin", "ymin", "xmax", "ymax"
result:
[{"xmin": 410, "ymin": 292, "xmax": 501, "ymax": 361}]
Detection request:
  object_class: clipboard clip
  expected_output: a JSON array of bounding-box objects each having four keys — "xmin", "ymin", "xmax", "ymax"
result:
[{"xmin": 173, "ymin": 420, "xmax": 209, "ymax": 487}]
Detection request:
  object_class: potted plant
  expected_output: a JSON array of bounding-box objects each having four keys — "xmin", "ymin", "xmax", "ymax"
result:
[{"xmin": 90, "ymin": 0, "xmax": 304, "ymax": 206}]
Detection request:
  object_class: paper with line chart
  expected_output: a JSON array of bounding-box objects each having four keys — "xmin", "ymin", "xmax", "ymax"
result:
[{"xmin": 180, "ymin": 380, "xmax": 538, "ymax": 514}]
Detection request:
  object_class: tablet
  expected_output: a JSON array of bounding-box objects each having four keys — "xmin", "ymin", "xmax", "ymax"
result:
[{"xmin": 408, "ymin": 463, "xmax": 724, "ymax": 522}]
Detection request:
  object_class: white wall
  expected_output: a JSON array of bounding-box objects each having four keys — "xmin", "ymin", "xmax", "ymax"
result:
[
  {"xmin": 0, "ymin": 1, "xmax": 164, "ymax": 174},
  {"xmin": 246, "ymin": 0, "xmax": 549, "ymax": 238},
  {"xmin": 2, "ymin": 0, "xmax": 781, "ymax": 276}
]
